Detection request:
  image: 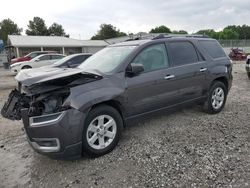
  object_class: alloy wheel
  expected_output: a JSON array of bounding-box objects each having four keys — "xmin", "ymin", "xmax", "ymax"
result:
[{"xmin": 86, "ymin": 115, "xmax": 117, "ymax": 150}]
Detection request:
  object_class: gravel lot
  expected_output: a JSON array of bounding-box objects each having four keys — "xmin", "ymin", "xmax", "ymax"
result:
[{"xmin": 0, "ymin": 62, "xmax": 250, "ymax": 188}]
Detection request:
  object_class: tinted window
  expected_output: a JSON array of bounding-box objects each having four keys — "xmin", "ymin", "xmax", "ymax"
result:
[
  {"xmin": 132, "ymin": 43, "xmax": 169, "ymax": 72},
  {"xmin": 51, "ymin": 55, "xmax": 63, "ymax": 60},
  {"xmin": 68, "ymin": 55, "xmax": 86, "ymax": 65},
  {"xmin": 199, "ymin": 40, "xmax": 226, "ymax": 59},
  {"xmin": 168, "ymin": 42, "xmax": 198, "ymax": 66},
  {"xmin": 38, "ymin": 55, "xmax": 50, "ymax": 61}
]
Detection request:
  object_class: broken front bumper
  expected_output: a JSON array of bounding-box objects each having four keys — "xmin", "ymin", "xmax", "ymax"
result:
[
  {"xmin": 21, "ymin": 108, "xmax": 87, "ymax": 159},
  {"xmin": 1, "ymin": 89, "xmax": 87, "ymax": 159},
  {"xmin": 1, "ymin": 89, "xmax": 28, "ymax": 120}
]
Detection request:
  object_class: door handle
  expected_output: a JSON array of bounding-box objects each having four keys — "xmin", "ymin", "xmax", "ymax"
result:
[
  {"xmin": 200, "ymin": 68, "xmax": 207, "ymax": 72},
  {"xmin": 164, "ymin": 75, "xmax": 175, "ymax": 80}
]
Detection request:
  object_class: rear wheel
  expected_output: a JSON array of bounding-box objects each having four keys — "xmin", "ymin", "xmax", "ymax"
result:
[
  {"xmin": 203, "ymin": 81, "xmax": 227, "ymax": 114},
  {"xmin": 82, "ymin": 105, "xmax": 123, "ymax": 157},
  {"xmin": 21, "ymin": 65, "xmax": 32, "ymax": 69}
]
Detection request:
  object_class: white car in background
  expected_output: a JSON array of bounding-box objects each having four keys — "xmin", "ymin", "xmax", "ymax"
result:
[{"xmin": 10, "ymin": 54, "xmax": 65, "ymax": 74}]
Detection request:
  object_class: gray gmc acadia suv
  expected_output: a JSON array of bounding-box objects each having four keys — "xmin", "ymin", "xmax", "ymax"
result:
[{"xmin": 1, "ymin": 35, "xmax": 233, "ymax": 159}]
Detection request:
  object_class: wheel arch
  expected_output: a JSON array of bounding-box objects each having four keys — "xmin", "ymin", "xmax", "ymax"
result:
[
  {"xmin": 90, "ymin": 100, "xmax": 126, "ymax": 127},
  {"xmin": 21, "ymin": 65, "xmax": 32, "ymax": 69},
  {"xmin": 212, "ymin": 76, "xmax": 229, "ymax": 93}
]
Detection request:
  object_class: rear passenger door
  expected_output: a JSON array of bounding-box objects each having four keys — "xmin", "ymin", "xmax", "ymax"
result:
[{"xmin": 166, "ymin": 41, "xmax": 208, "ymax": 103}]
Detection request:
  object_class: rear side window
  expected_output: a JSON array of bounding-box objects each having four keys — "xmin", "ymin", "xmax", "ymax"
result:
[
  {"xmin": 199, "ymin": 40, "xmax": 226, "ymax": 59},
  {"xmin": 51, "ymin": 55, "xmax": 64, "ymax": 60},
  {"xmin": 38, "ymin": 55, "xmax": 50, "ymax": 61},
  {"xmin": 168, "ymin": 42, "xmax": 199, "ymax": 66}
]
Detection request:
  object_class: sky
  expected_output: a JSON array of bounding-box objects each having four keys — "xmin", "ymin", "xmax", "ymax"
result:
[{"xmin": 1, "ymin": 0, "xmax": 250, "ymax": 40}]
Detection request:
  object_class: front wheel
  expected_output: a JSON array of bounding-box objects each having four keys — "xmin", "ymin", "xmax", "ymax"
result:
[
  {"xmin": 82, "ymin": 105, "xmax": 123, "ymax": 157},
  {"xmin": 203, "ymin": 81, "xmax": 227, "ymax": 114}
]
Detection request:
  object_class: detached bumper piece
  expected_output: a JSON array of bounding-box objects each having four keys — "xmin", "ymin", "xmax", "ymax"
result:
[{"xmin": 1, "ymin": 89, "xmax": 30, "ymax": 120}]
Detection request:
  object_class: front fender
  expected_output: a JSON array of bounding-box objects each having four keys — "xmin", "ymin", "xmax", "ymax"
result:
[{"xmin": 64, "ymin": 75, "xmax": 126, "ymax": 112}]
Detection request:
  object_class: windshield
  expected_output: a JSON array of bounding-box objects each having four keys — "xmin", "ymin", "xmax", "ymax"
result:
[
  {"xmin": 78, "ymin": 46, "xmax": 136, "ymax": 73},
  {"xmin": 53, "ymin": 55, "xmax": 75, "ymax": 66},
  {"xmin": 25, "ymin": 52, "xmax": 38, "ymax": 59}
]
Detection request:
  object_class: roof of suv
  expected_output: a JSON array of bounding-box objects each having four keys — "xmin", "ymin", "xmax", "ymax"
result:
[{"xmin": 110, "ymin": 35, "xmax": 216, "ymax": 47}]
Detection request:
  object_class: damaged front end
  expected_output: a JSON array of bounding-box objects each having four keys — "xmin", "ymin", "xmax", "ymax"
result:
[
  {"xmin": 1, "ymin": 89, "xmax": 30, "ymax": 120},
  {"xmin": 1, "ymin": 71, "xmax": 102, "ymax": 121}
]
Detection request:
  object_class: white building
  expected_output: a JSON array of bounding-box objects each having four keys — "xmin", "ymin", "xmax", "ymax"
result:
[{"xmin": 7, "ymin": 35, "xmax": 108, "ymax": 57}]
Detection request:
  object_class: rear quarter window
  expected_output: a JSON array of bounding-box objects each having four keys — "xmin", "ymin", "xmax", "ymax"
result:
[{"xmin": 199, "ymin": 40, "xmax": 226, "ymax": 59}]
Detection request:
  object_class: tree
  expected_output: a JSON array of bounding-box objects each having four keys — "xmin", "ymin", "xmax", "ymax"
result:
[
  {"xmin": 219, "ymin": 28, "xmax": 239, "ymax": 39},
  {"xmin": 0, "ymin": 18, "xmax": 22, "ymax": 44},
  {"xmin": 26, "ymin": 17, "xmax": 48, "ymax": 36},
  {"xmin": 91, "ymin": 24, "xmax": 127, "ymax": 40},
  {"xmin": 224, "ymin": 25, "xmax": 250, "ymax": 39},
  {"xmin": 172, "ymin": 30, "xmax": 188, "ymax": 34},
  {"xmin": 48, "ymin": 23, "xmax": 68, "ymax": 37},
  {"xmin": 149, "ymin": 25, "xmax": 171, "ymax": 33},
  {"xmin": 196, "ymin": 28, "xmax": 242, "ymax": 40},
  {"xmin": 196, "ymin": 29, "xmax": 220, "ymax": 39}
]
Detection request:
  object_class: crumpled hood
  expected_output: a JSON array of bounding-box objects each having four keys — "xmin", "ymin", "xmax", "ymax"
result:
[{"xmin": 15, "ymin": 67, "xmax": 102, "ymax": 87}]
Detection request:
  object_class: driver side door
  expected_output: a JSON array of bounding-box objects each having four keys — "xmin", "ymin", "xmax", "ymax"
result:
[{"xmin": 125, "ymin": 43, "xmax": 177, "ymax": 117}]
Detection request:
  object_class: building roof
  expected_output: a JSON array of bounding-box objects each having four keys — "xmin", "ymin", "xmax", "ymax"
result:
[{"xmin": 8, "ymin": 35, "xmax": 108, "ymax": 47}]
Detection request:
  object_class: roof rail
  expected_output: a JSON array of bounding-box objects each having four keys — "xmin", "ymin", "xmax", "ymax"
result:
[
  {"xmin": 125, "ymin": 33, "xmax": 156, "ymax": 42},
  {"xmin": 123, "ymin": 33, "xmax": 210, "ymax": 43},
  {"xmin": 152, "ymin": 33, "xmax": 210, "ymax": 40}
]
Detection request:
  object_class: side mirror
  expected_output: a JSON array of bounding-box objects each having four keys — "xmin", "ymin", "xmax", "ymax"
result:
[
  {"xmin": 34, "ymin": 59, "xmax": 39, "ymax": 62},
  {"xmin": 126, "ymin": 63, "xmax": 144, "ymax": 76},
  {"xmin": 66, "ymin": 61, "xmax": 76, "ymax": 68}
]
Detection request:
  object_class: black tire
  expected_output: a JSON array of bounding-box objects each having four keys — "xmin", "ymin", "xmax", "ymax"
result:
[
  {"xmin": 203, "ymin": 81, "xmax": 227, "ymax": 114},
  {"xmin": 247, "ymin": 72, "xmax": 250, "ymax": 79},
  {"xmin": 21, "ymin": 65, "xmax": 32, "ymax": 69},
  {"xmin": 82, "ymin": 105, "xmax": 123, "ymax": 157}
]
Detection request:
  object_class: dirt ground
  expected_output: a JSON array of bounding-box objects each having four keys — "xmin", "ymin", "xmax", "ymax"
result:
[{"xmin": 0, "ymin": 62, "xmax": 250, "ymax": 188}]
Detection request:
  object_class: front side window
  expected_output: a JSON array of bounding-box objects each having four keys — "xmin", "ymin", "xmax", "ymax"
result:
[
  {"xmin": 168, "ymin": 41, "xmax": 199, "ymax": 66},
  {"xmin": 38, "ymin": 55, "xmax": 50, "ymax": 61},
  {"xmin": 131, "ymin": 43, "xmax": 169, "ymax": 72}
]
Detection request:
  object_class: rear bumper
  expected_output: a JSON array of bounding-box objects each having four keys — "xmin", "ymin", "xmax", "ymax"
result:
[{"xmin": 21, "ymin": 108, "xmax": 87, "ymax": 159}]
